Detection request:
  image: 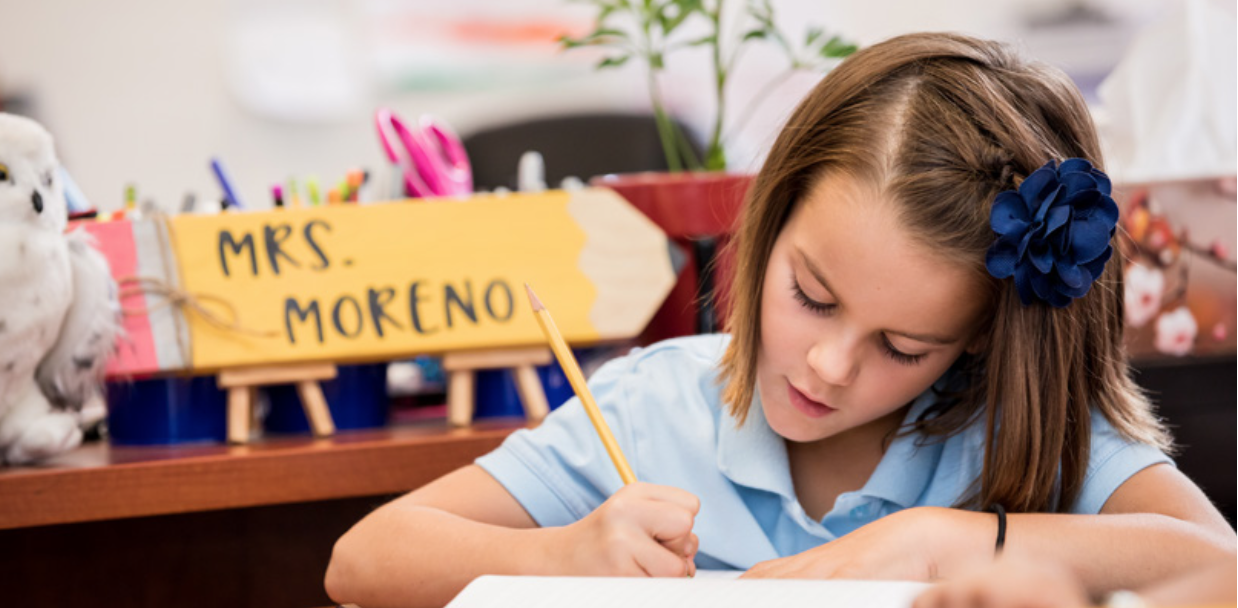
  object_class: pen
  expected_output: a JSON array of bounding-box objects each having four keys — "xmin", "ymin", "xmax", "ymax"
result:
[
  {"xmin": 287, "ymin": 178, "xmax": 302, "ymax": 208},
  {"xmin": 347, "ymin": 169, "xmax": 365, "ymax": 202},
  {"xmin": 272, "ymin": 185, "xmax": 285, "ymax": 208},
  {"xmin": 125, "ymin": 184, "xmax": 136, "ymax": 210},
  {"xmin": 307, "ymin": 178, "xmax": 321, "ymax": 207},
  {"xmin": 525, "ymin": 284, "xmax": 637, "ymax": 485},
  {"xmin": 210, "ymin": 157, "xmax": 245, "ymax": 209}
]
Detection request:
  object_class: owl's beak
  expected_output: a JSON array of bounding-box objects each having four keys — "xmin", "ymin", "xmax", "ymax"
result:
[{"xmin": 32, "ymin": 190, "xmax": 43, "ymax": 214}]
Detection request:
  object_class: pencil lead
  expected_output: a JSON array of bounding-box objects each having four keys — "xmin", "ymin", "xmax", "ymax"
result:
[{"xmin": 524, "ymin": 283, "xmax": 544, "ymax": 312}]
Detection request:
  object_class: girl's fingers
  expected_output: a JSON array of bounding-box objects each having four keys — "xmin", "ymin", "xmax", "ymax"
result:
[
  {"xmin": 626, "ymin": 482, "xmax": 701, "ymax": 515},
  {"xmin": 627, "ymin": 498, "xmax": 695, "ymax": 543},
  {"xmin": 631, "ymin": 535, "xmax": 692, "ymax": 578}
]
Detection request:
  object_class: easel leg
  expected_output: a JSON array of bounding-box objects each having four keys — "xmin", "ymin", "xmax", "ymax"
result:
[
  {"xmin": 447, "ymin": 369, "xmax": 475, "ymax": 427},
  {"xmin": 227, "ymin": 386, "xmax": 251, "ymax": 444},
  {"xmin": 296, "ymin": 380, "xmax": 337, "ymax": 437},
  {"xmin": 512, "ymin": 364, "xmax": 550, "ymax": 423}
]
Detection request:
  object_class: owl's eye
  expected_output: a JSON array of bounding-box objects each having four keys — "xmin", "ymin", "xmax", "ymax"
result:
[
  {"xmin": 0, "ymin": 163, "xmax": 8, "ymax": 182},
  {"xmin": 43, "ymin": 171, "xmax": 53, "ymax": 188}
]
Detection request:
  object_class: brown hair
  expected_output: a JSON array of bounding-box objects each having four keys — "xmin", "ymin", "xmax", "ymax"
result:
[{"xmin": 718, "ymin": 32, "xmax": 1171, "ymax": 513}]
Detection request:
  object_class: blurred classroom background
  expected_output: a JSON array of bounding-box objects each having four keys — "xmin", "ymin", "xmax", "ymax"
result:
[
  {"xmin": 0, "ymin": 2, "xmax": 1233, "ymax": 607},
  {"xmin": 0, "ymin": 0, "xmax": 1209, "ymax": 212}
]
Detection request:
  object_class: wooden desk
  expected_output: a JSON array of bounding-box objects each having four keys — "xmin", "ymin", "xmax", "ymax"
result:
[{"xmin": 0, "ymin": 417, "xmax": 524, "ymax": 607}]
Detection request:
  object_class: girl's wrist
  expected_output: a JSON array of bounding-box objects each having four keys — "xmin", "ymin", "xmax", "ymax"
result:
[
  {"xmin": 919, "ymin": 507, "xmax": 1000, "ymax": 578},
  {"xmin": 520, "ymin": 525, "xmax": 575, "ymax": 576}
]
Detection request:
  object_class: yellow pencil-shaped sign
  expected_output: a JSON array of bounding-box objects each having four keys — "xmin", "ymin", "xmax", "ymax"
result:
[
  {"xmin": 526, "ymin": 284, "xmax": 637, "ymax": 485},
  {"xmin": 96, "ymin": 188, "xmax": 677, "ymax": 375}
]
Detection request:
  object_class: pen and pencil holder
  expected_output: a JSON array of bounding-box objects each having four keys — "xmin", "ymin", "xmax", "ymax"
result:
[
  {"xmin": 106, "ymin": 375, "xmax": 228, "ymax": 445},
  {"xmin": 262, "ymin": 363, "xmax": 390, "ymax": 434}
]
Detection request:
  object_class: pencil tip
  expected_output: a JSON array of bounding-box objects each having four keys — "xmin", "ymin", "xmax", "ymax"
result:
[{"xmin": 524, "ymin": 283, "xmax": 544, "ymax": 312}]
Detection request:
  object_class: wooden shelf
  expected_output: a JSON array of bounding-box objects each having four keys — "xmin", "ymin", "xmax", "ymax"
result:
[{"xmin": 0, "ymin": 417, "xmax": 526, "ymax": 530}]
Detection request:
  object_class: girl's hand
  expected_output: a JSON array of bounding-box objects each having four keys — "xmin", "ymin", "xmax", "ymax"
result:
[
  {"xmin": 554, "ymin": 482, "xmax": 700, "ymax": 577},
  {"xmin": 913, "ymin": 557, "xmax": 1089, "ymax": 608},
  {"xmin": 741, "ymin": 507, "xmax": 991, "ymax": 581}
]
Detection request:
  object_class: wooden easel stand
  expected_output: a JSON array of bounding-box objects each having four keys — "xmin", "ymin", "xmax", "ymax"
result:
[
  {"xmin": 217, "ymin": 363, "xmax": 338, "ymax": 444},
  {"xmin": 442, "ymin": 347, "xmax": 554, "ymax": 427}
]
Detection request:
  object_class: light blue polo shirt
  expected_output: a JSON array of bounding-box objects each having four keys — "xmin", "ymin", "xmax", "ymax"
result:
[{"xmin": 475, "ymin": 334, "xmax": 1171, "ymax": 570}]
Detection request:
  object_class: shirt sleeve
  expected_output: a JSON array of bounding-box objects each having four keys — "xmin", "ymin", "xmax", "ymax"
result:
[
  {"xmin": 1071, "ymin": 408, "xmax": 1174, "ymax": 514},
  {"xmin": 474, "ymin": 352, "xmax": 643, "ymax": 528}
]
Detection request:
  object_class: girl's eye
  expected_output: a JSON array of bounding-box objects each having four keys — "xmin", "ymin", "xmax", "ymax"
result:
[
  {"xmin": 881, "ymin": 335, "xmax": 926, "ymax": 366},
  {"xmin": 791, "ymin": 278, "xmax": 835, "ymax": 315},
  {"xmin": 791, "ymin": 271, "xmax": 927, "ymax": 366}
]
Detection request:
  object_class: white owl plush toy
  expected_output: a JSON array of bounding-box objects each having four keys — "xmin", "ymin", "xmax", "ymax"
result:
[{"xmin": 0, "ymin": 113, "xmax": 121, "ymax": 465}]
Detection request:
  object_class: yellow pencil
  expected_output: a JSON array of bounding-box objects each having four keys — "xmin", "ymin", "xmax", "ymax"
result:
[{"xmin": 525, "ymin": 284, "xmax": 637, "ymax": 485}]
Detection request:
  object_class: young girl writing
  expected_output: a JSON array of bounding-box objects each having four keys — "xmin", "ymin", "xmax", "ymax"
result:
[{"xmin": 325, "ymin": 32, "xmax": 1236, "ymax": 608}]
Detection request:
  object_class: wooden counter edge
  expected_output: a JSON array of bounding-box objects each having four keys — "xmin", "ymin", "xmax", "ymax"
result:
[{"xmin": 0, "ymin": 422, "xmax": 522, "ymax": 530}]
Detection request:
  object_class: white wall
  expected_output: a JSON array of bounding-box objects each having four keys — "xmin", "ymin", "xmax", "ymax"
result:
[{"xmin": 0, "ymin": 0, "xmax": 1179, "ymax": 212}]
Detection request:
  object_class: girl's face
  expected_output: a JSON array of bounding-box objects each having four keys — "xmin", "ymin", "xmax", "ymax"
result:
[{"xmin": 757, "ymin": 174, "xmax": 989, "ymax": 444}]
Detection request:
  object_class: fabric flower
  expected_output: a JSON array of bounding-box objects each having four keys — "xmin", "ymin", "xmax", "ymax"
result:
[
  {"xmin": 985, "ymin": 159, "xmax": 1119, "ymax": 307},
  {"xmin": 1123, "ymin": 263, "xmax": 1164, "ymax": 328},
  {"xmin": 1154, "ymin": 307, "xmax": 1197, "ymax": 357}
]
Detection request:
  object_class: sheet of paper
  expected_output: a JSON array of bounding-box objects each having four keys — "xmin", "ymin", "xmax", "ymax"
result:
[{"xmin": 447, "ymin": 575, "xmax": 929, "ymax": 608}]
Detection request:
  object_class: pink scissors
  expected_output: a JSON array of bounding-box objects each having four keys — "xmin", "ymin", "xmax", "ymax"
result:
[{"xmin": 375, "ymin": 109, "xmax": 473, "ymax": 198}]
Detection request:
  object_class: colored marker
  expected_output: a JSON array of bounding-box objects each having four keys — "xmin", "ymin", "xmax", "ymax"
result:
[
  {"xmin": 273, "ymin": 185, "xmax": 285, "ymax": 208},
  {"xmin": 125, "ymin": 184, "xmax": 136, "ymax": 207},
  {"xmin": 287, "ymin": 178, "xmax": 302, "ymax": 208},
  {"xmin": 210, "ymin": 157, "xmax": 245, "ymax": 209},
  {"xmin": 346, "ymin": 169, "xmax": 365, "ymax": 202},
  {"xmin": 307, "ymin": 178, "xmax": 321, "ymax": 207}
]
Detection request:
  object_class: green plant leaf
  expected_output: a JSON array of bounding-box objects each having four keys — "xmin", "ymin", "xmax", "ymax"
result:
[
  {"xmin": 586, "ymin": 28, "xmax": 629, "ymax": 40},
  {"xmin": 820, "ymin": 35, "xmax": 858, "ymax": 58},
  {"xmin": 650, "ymin": 52, "xmax": 665, "ymax": 69},
  {"xmin": 804, "ymin": 27, "xmax": 823, "ymax": 46},
  {"xmin": 597, "ymin": 54, "xmax": 633, "ymax": 69},
  {"xmin": 742, "ymin": 29, "xmax": 768, "ymax": 41},
  {"xmin": 685, "ymin": 34, "xmax": 717, "ymax": 46}
]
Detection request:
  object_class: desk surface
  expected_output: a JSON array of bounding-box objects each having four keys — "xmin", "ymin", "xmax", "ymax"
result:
[{"xmin": 0, "ymin": 417, "xmax": 525, "ymax": 530}]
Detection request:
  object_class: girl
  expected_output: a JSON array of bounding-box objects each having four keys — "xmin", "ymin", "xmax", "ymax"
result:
[{"xmin": 325, "ymin": 32, "xmax": 1235, "ymax": 608}]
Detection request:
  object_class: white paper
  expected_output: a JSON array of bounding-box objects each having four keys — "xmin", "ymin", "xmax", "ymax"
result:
[{"xmin": 447, "ymin": 575, "xmax": 929, "ymax": 608}]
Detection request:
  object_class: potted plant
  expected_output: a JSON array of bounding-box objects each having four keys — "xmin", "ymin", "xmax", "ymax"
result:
[{"xmin": 561, "ymin": 0, "xmax": 856, "ymax": 339}]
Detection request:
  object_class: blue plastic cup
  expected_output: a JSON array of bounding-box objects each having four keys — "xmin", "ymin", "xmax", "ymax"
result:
[
  {"xmin": 106, "ymin": 375, "xmax": 228, "ymax": 445},
  {"xmin": 474, "ymin": 353, "xmax": 577, "ymax": 419},
  {"xmin": 263, "ymin": 363, "xmax": 390, "ymax": 434}
]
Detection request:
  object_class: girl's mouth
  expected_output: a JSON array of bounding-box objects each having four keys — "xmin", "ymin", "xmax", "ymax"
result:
[{"xmin": 788, "ymin": 382, "xmax": 837, "ymax": 418}]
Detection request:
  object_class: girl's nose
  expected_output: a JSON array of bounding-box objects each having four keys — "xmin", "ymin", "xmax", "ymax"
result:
[{"xmin": 807, "ymin": 333, "xmax": 860, "ymax": 388}]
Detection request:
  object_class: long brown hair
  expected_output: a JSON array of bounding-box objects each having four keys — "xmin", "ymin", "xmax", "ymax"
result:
[{"xmin": 718, "ymin": 32, "xmax": 1170, "ymax": 513}]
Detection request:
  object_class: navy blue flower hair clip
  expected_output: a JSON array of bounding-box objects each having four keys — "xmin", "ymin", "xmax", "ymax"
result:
[{"xmin": 985, "ymin": 158, "xmax": 1119, "ymax": 308}]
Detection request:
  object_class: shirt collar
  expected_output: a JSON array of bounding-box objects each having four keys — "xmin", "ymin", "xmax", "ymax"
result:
[
  {"xmin": 716, "ymin": 394, "xmax": 797, "ymax": 500},
  {"xmin": 716, "ymin": 379, "xmax": 948, "ymax": 509},
  {"xmin": 850, "ymin": 391, "xmax": 945, "ymax": 508}
]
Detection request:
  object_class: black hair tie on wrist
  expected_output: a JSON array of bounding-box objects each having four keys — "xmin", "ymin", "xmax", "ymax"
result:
[{"xmin": 989, "ymin": 504, "xmax": 1007, "ymax": 557}]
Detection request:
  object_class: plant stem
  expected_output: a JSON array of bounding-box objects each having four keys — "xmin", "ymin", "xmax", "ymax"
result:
[
  {"xmin": 650, "ymin": 84, "xmax": 684, "ymax": 172},
  {"xmin": 705, "ymin": 0, "xmax": 727, "ymax": 171},
  {"xmin": 641, "ymin": 6, "xmax": 682, "ymax": 172},
  {"xmin": 672, "ymin": 119, "xmax": 703, "ymax": 170}
]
